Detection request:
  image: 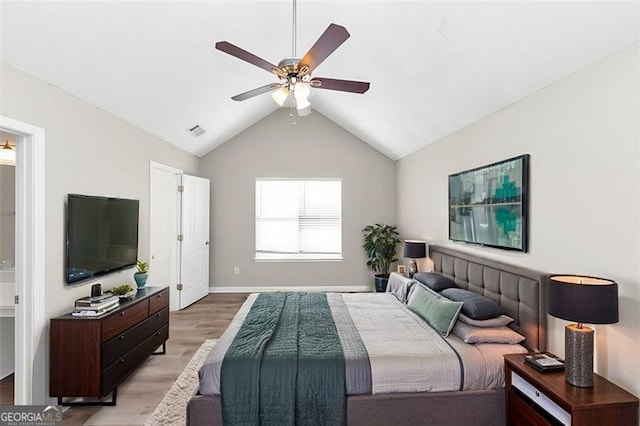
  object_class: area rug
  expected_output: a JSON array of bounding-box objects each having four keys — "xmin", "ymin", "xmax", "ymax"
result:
[{"xmin": 145, "ymin": 339, "xmax": 218, "ymax": 426}]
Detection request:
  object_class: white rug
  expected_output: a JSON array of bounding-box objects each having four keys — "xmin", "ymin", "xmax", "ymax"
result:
[{"xmin": 145, "ymin": 339, "xmax": 218, "ymax": 426}]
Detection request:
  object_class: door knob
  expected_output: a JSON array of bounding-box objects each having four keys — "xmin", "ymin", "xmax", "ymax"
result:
[{"xmin": 205, "ymin": 241, "xmax": 210, "ymax": 245}]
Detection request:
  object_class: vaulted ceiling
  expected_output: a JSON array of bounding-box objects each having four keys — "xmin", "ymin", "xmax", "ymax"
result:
[{"xmin": 1, "ymin": 2, "xmax": 638, "ymax": 160}]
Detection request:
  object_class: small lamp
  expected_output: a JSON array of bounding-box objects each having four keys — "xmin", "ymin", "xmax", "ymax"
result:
[
  {"xmin": 403, "ymin": 240, "xmax": 426, "ymax": 278},
  {"xmin": 547, "ymin": 275, "xmax": 618, "ymax": 387}
]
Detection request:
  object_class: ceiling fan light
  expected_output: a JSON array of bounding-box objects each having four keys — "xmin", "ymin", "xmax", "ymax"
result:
[
  {"xmin": 297, "ymin": 105, "xmax": 312, "ymax": 117},
  {"xmin": 271, "ymin": 87, "xmax": 290, "ymax": 107},
  {"xmin": 0, "ymin": 141, "xmax": 16, "ymax": 166},
  {"xmin": 294, "ymin": 81, "xmax": 311, "ymax": 100}
]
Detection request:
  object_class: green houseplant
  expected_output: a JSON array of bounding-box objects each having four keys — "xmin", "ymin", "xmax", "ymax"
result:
[
  {"xmin": 362, "ymin": 224, "xmax": 401, "ymax": 292},
  {"xmin": 134, "ymin": 260, "xmax": 149, "ymax": 289}
]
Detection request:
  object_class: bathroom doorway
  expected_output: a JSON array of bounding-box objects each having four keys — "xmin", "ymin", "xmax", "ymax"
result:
[
  {"xmin": 0, "ymin": 131, "xmax": 16, "ymax": 405},
  {"xmin": 0, "ymin": 116, "xmax": 45, "ymax": 405}
]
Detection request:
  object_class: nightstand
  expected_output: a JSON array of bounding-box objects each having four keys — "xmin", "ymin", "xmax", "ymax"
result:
[{"xmin": 504, "ymin": 353, "xmax": 638, "ymax": 426}]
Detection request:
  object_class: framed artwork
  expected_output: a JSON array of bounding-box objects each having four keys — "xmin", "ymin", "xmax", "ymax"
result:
[{"xmin": 448, "ymin": 154, "xmax": 529, "ymax": 252}]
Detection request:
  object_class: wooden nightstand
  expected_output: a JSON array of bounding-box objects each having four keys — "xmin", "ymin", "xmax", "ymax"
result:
[{"xmin": 504, "ymin": 353, "xmax": 638, "ymax": 426}]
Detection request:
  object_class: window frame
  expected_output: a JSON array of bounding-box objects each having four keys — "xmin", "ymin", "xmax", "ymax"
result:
[{"xmin": 254, "ymin": 178, "xmax": 343, "ymax": 262}]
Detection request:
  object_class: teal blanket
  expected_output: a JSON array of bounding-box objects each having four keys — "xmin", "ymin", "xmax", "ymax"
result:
[{"xmin": 220, "ymin": 293, "xmax": 345, "ymax": 426}]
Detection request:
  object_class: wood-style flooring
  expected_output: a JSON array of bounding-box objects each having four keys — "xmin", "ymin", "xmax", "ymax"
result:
[
  {"xmin": 0, "ymin": 373, "xmax": 13, "ymax": 405},
  {"xmin": 59, "ymin": 293, "xmax": 248, "ymax": 425}
]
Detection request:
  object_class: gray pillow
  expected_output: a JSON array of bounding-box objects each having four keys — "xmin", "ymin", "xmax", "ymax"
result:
[
  {"xmin": 458, "ymin": 313, "xmax": 513, "ymax": 328},
  {"xmin": 413, "ymin": 272, "xmax": 457, "ymax": 292},
  {"xmin": 407, "ymin": 284, "xmax": 463, "ymax": 337},
  {"xmin": 452, "ymin": 322, "xmax": 525, "ymax": 344},
  {"xmin": 441, "ymin": 288, "xmax": 502, "ymax": 320}
]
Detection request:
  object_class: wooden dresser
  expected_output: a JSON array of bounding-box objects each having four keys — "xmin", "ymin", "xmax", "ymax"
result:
[{"xmin": 50, "ymin": 286, "xmax": 169, "ymax": 405}]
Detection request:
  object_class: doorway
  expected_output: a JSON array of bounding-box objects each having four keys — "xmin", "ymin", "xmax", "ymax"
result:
[
  {"xmin": 0, "ymin": 116, "xmax": 46, "ymax": 405},
  {"xmin": 149, "ymin": 162, "xmax": 210, "ymax": 311},
  {"xmin": 0, "ymin": 131, "xmax": 16, "ymax": 404}
]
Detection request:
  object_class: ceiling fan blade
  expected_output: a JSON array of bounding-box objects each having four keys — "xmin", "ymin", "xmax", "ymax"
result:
[
  {"xmin": 231, "ymin": 83, "xmax": 282, "ymax": 101},
  {"xmin": 297, "ymin": 24, "xmax": 350, "ymax": 75},
  {"xmin": 310, "ymin": 78, "xmax": 370, "ymax": 94},
  {"xmin": 215, "ymin": 41, "xmax": 285, "ymax": 77}
]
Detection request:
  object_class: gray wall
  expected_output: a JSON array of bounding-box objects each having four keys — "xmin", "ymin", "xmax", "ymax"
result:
[
  {"xmin": 199, "ymin": 108, "xmax": 396, "ymax": 289},
  {"xmin": 396, "ymin": 44, "xmax": 639, "ymax": 396},
  {"xmin": 1, "ymin": 62, "xmax": 200, "ymax": 402}
]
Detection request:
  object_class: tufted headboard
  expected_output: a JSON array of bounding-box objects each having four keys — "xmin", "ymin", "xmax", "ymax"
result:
[{"xmin": 429, "ymin": 245, "xmax": 546, "ymax": 352}]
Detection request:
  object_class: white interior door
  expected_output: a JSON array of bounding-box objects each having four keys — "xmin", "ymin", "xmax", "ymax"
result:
[
  {"xmin": 179, "ymin": 174, "xmax": 210, "ymax": 309},
  {"xmin": 149, "ymin": 162, "xmax": 181, "ymax": 311}
]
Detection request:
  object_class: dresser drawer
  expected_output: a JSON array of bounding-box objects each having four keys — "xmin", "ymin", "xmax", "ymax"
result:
[
  {"xmin": 101, "ymin": 324, "xmax": 169, "ymax": 395},
  {"xmin": 101, "ymin": 307, "xmax": 169, "ymax": 368},
  {"xmin": 102, "ymin": 300, "xmax": 149, "ymax": 342},
  {"xmin": 149, "ymin": 288, "xmax": 169, "ymax": 314}
]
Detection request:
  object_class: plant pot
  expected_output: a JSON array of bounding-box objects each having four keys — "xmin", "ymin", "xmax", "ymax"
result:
[
  {"xmin": 134, "ymin": 272, "xmax": 148, "ymax": 289},
  {"xmin": 374, "ymin": 274, "xmax": 390, "ymax": 293}
]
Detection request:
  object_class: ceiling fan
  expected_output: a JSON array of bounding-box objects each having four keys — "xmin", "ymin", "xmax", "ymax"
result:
[{"xmin": 215, "ymin": 2, "xmax": 370, "ymax": 117}]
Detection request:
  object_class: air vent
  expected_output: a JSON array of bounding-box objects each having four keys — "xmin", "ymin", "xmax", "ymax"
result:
[{"xmin": 187, "ymin": 124, "xmax": 205, "ymax": 137}]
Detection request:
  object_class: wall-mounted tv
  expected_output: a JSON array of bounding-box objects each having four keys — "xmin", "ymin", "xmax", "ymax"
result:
[
  {"xmin": 448, "ymin": 154, "xmax": 529, "ymax": 252},
  {"xmin": 66, "ymin": 194, "xmax": 139, "ymax": 284}
]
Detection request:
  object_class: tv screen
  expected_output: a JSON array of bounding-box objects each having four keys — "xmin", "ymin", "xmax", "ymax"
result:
[
  {"xmin": 448, "ymin": 154, "xmax": 529, "ymax": 252},
  {"xmin": 66, "ymin": 194, "xmax": 139, "ymax": 284}
]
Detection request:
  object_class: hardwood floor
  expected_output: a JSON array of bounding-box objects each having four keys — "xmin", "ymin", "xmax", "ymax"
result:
[
  {"xmin": 61, "ymin": 293, "xmax": 248, "ymax": 426},
  {"xmin": 0, "ymin": 373, "xmax": 13, "ymax": 405}
]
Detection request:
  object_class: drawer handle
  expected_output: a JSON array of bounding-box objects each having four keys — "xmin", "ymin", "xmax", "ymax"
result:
[
  {"xmin": 120, "ymin": 312, "xmax": 126, "ymax": 316},
  {"xmin": 535, "ymin": 391, "xmax": 540, "ymax": 397},
  {"xmin": 156, "ymin": 331, "xmax": 161, "ymax": 336},
  {"xmin": 157, "ymin": 294, "xmax": 162, "ymax": 298},
  {"xmin": 119, "ymin": 358, "xmax": 126, "ymax": 364},
  {"xmin": 119, "ymin": 334, "xmax": 126, "ymax": 340},
  {"xmin": 155, "ymin": 313, "xmax": 161, "ymax": 318}
]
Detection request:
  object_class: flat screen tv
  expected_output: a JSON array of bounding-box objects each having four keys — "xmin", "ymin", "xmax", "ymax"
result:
[
  {"xmin": 448, "ymin": 154, "xmax": 529, "ymax": 252},
  {"xmin": 66, "ymin": 194, "xmax": 139, "ymax": 284}
]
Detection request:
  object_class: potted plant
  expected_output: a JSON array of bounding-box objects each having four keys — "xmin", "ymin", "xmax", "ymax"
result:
[
  {"xmin": 134, "ymin": 260, "xmax": 149, "ymax": 289},
  {"xmin": 362, "ymin": 224, "xmax": 401, "ymax": 292}
]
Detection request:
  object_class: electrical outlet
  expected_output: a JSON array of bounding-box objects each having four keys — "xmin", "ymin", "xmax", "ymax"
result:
[{"xmin": 233, "ymin": 267, "xmax": 240, "ymax": 275}]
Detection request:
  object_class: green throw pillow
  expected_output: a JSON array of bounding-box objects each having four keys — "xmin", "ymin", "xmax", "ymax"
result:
[{"xmin": 408, "ymin": 285, "xmax": 463, "ymax": 337}]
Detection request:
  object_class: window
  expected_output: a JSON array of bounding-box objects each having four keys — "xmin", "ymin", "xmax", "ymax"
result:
[{"xmin": 255, "ymin": 179, "xmax": 342, "ymax": 260}]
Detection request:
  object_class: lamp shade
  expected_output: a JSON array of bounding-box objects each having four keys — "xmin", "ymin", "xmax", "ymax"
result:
[
  {"xmin": 547, "ymin": 275, "xmax": 618, "ymax": 324},
  {"xmin": 403, "ymin": 240, "xmax": 426, "ymax": 259}
]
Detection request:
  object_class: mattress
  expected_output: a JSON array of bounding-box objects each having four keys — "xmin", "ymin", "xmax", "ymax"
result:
[{"xmin": 198, "ymin": 292, "xmax": 526, "ymax": 397}]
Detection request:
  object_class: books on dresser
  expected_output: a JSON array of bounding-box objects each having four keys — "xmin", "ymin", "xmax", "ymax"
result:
[{"xmin": 73, "ymin": 295, "xmax": 120, "ymax": 316}]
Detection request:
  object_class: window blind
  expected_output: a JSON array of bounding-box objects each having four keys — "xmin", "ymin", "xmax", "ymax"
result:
[{"xmin": 256, "ymin": 179, "xmax": 342, "ymax": 259}]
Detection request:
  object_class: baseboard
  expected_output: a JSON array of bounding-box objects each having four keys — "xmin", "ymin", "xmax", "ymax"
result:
[{"xmin": 209, "ymin": 285, "xmax": 372, "ymax": 293}]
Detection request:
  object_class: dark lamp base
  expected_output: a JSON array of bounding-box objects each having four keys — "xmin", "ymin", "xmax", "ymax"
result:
[{"xmin": 565, "ymin": 323, "xmax": 594, "ymax": 388}]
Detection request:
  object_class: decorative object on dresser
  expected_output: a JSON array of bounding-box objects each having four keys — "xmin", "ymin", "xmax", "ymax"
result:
[
  {"xmin": 402, "ymin": 240, "xmax": 426, "ymax": 278},
  {"xmin": 505, "ymin": 353, "xmax": 638, "ymax": 426},
  {"xmin": 546, "ymin": 275, "xmax": 618, "ymax": 388},
  {"xmin": 362, "ymin": 224, "xmax": 401, "ymax": 292},
  {"xmin": 134, "ymin": 260, "xmax": 149, "ymax": 289},
  {"xmin": 50, "ymin": 286, "xmax": 169, "ymax": 406}
]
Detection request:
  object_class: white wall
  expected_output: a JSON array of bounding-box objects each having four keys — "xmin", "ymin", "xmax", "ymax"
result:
[
  {"xmin": 1, "ymin": 62, "xmax": 200, "ymax": 402},
  {"xmin": 396, "ymin": 44, "xmax": 639, "ymax": 396},
  {"xmin": 199, "ymin": 108, "xmax": 396, "ymax": 290}
]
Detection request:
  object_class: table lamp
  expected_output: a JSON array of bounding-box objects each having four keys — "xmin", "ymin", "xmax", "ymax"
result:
[
  {"xmin": 547, "ymin": 275, "xmax": 618, "ymax": 387},
  {"xmin": 403, "ymin": 240, "xmax": 426, "ymax": 278}
]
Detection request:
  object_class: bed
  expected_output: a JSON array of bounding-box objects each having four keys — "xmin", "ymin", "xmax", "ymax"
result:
[{"xmin": 187, "ymin": 244, "xmax": 546, "ymax": 426}]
